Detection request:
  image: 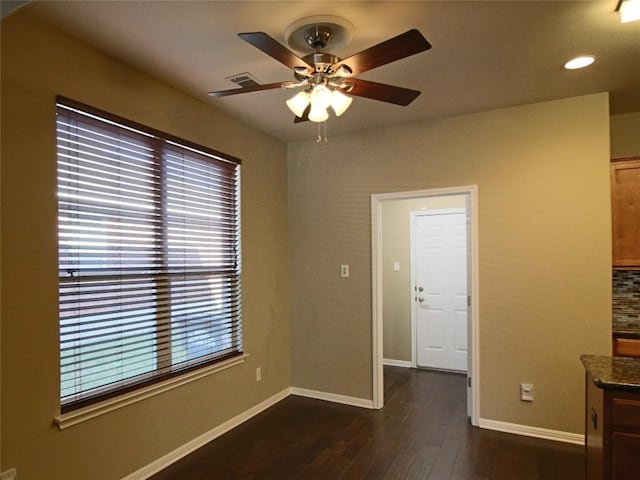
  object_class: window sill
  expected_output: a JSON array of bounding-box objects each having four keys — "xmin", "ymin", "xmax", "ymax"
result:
[{"xmin": 54, "ymin": 353, "xmax": 249, "ymax": 430}]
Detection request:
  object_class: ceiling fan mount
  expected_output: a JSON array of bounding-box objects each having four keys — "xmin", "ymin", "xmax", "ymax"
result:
[
  {"xmin": 303, "ymin": 25, "xmax": 333, "ymax": 50},
  {"xmin": 208, "ymin": 16, "xmax": 432, "ymax": 123},
  {"xmin": 285, "ymin": 15, "xmax": 354, "ymax": 53}
]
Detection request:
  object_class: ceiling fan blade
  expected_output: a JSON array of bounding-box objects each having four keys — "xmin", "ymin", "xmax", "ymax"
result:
[
  {"xmin": 347, "ymin": 78, "xmax": 421, "ymax": 106},
  {"xmin": 238, "ymin": 32, "xmax": 313, "ymax": 71},
  {"xmin": 332, "ymin": 29, "xmax": 431, "ymax": 76},
  {"xmin": 293, "ymin": 104, "xmax": 311, "ymax": 123},
  {"xmin": 208, "ymin": 81, "xmax": 286, "ymax": 97}
]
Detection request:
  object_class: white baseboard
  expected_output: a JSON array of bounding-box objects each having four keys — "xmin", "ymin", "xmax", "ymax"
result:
[
  {"xmin": 291, "ymin": 387, "xmax": 374, "ymax": 409},
  {"xmin": 121, "ymin": 385, "xmax": 374, "ymax": 479},
  {"xmin": 383, "ymin": 358, "xmax": 413, "ymax": 368},
  {"xmin": 478, "ymin": 418, "xmax": 584, "ymax": 445},
  {"xmin": 121, "ymin": 388, "xmax": 291, "ymax": 480}
]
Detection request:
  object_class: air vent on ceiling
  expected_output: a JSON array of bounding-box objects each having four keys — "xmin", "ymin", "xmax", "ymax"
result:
[{"xmin": 225, "ymin": 72, "xmax": 260, "ymax": 88}]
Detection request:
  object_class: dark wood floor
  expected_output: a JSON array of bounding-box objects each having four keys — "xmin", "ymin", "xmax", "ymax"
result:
[{"xmin": 151, "ymin": 366, "xmax": 584, "ymax": 479}]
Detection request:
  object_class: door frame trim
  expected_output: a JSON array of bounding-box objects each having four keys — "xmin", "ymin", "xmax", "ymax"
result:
[
  {"xmin": 370, "ymin": 185, "xmax": 479, "ymax": 426},
  {"xmin": 410, "ymin": 207, "xmax": 467, "ymax": 370}
]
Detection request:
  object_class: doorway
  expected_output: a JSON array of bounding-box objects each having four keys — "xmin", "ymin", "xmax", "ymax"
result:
[{"xmin": 371, "ymin": 186, "xmax": 479, "ymax": 426}]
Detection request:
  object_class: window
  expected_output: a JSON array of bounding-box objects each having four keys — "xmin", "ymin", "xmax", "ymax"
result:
[{"xmin": 56, "ymin": 97, "xmax": 242, "ymax": 411}]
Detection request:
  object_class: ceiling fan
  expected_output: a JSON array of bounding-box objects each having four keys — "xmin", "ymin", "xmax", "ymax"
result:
[{"xmin": 208, "ymin": 21, "xmax": 432, "ymax": 124}]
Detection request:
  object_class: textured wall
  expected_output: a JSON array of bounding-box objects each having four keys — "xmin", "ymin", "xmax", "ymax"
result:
[
  {"xmin": 610, "ymin": 112, "xmax": 640, "ymax": 158},
  {"xmin": 289, "ymin": 93, "xmax": 611, "ymax": 434},
  {"xmin": 382, "ymin": 195, "xmax": 466, "ymax": 362},
  {"xmin": 1, "ymin": 11, "xmax": 290, "ymax": 480}
]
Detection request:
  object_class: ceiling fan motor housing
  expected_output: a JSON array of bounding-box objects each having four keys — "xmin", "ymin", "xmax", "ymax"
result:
[{"xmin": 303, "ymin": 52, "xmax": 340, "ymax": 73}]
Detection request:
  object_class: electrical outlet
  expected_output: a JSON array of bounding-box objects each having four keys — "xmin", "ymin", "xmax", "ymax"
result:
[
  {"xmin": 0, "ymin": 468, "xmax": 17, "ymax": 480},
  {"xmin": 256, "ymin": 367, "xmax": 261, "ymax": 382},
  {"xmin": 340, "ymin": 264, "xmax": 349, "ymax": 278},
  {"xmin": 520, "ymin": 383, "xmax": 534, "ymax": 402}
]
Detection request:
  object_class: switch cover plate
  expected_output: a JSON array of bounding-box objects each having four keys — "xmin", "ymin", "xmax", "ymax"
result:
[
  {"xmin": 520, "ymin": 383, "xmax": 534, "ymax": 402},
  {"xmin": 340, "ymin": 264, "xmax": 349, "ymax": 278}
]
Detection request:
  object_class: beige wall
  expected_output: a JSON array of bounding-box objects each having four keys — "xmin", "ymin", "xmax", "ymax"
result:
[
  {"xmin": 1, "ymin": 11, "xmax": 290, "ymax": 480},
  {"xmin": 382, "ymin": 196, "xmax": 466, "ymax": 362},
  {"xmin": 610, "ymin": 112, "xmax": 640, "ymax": 158},
  {"xmin": 289, "ymin": 93, "xmax": 611, "ymax": 434},
  {"xmin": 0, "ymin": 7, "xmax": 618, "ymax": 477}
]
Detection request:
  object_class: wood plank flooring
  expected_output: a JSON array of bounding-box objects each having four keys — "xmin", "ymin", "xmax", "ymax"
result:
[{"xmin": 150, "ymin": 366, "xmax": 584, "ymax": 479}]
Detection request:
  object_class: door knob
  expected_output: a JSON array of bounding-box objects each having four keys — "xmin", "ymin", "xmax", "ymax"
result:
[
  {"xmin": 418, "ymin": 297, "xmax": 424, "ymax": 302},
  {"xmin": 418, "ymin": 286, "xmax": 424, "ymax": 292}
]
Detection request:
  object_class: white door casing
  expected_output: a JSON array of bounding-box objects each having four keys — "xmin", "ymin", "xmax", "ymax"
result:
[
  {"xmin": 411, "ymin": 209, "xmax": 468, "ymax": 372},
  {"xmin": 371, "ymin": 185, "xmax": 479, "ymax": 426}
]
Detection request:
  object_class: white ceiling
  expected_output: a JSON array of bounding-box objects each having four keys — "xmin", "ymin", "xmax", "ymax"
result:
[{"xmin": 18, "ymin": 1, "xmax": 640, "ymax": 142}]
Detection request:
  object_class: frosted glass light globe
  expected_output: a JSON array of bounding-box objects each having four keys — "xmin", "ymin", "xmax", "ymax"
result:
[
  {"xmin": 308, "ymin": 105, "xmax": 329, "ymax": 122},
  {"xmin": 310, "ymin": 85, "xmax": 332, "ymax": 110},
  {"xmin": 286, "ymin": 91, "xmax": 310, "ymax": 117},
  {"xmin": 330, "ymin": 90, "xmax": 353, "ymax": 117}
]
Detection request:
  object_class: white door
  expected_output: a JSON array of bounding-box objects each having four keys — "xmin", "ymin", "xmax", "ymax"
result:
[{"xmin": 413, "ymin": 209, "xmax": 468, "ymax": 372}]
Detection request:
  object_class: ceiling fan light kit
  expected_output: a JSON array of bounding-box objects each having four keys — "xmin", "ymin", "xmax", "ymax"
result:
[
  {"xmin": 208, "ymin": 15, "xmax": 432, "ymax": 142},
  {"xmin": 286, "ymin": 87, "xmax": 353, "ymax": 119},
  {"xmin": 285, "ymin": 91, "xmax": 310, "ymax": 118},
  {"xmin": 308, "ymin": 103, "xmax": 329, "ymax": 123},
  {"xmin": 617, "ymin": 0, "xmax": 640, "ymax": 23},
  {"xmin": 330, "ymin": 89, "xmax": 353, "ymax": 116}
]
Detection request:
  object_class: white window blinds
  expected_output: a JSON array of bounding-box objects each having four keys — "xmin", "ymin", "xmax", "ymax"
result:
[{"xmin": 56, "ymin": 97, "xmax": 242, "ymax": 410}]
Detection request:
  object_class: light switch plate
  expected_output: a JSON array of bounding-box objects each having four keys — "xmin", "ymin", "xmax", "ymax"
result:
[
  {"xmin": 520, "ymin": 383, "xmax": 534, "ymax": 402},
  {"xmin": 340, "ymin": 264, "xmax": 349, "ymax": 278},
  {"xmin": 393, "ymin": 261, "xmax": 400, "ymax": 271}
]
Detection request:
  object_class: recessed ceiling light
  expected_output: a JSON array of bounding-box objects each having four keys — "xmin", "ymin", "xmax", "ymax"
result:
[{"xmin": 564, "ymin": 56, "xmax": 596, "ymax": 70}]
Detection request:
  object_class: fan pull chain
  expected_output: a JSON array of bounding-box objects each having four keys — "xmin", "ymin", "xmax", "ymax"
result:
[{"xmin": 316, "ymin": 121, "xmax": 328, "ymax": 145}]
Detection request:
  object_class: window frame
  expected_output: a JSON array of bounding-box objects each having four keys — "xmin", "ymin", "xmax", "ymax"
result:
[{"xmin": 56, "ymin": 96, "xmax": 243, "ymax": 413}]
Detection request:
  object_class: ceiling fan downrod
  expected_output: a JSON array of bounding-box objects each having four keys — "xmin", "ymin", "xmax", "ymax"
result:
[{"xmin": 304, "ymin": 25, "xmax": 333, "ymax": 50}]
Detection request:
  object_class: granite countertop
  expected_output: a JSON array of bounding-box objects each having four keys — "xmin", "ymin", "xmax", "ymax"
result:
[{"xmin": 581, "ymin": 354, "xmax": 640, "ymax": 392}]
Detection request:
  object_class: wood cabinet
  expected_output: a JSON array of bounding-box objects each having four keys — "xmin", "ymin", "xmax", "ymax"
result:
[
  {"xmin": 586, "ymin": 375, "xmax": 605, "ymax": 480},
  {"xmin": 585, "ymin": 374, "xmax": 640, "ymax": 479},
  {"xmin": 612, "ymin": 431, "xmax": 640, "ymax": 480},
  {"xmin": 611, "ymin": 158, "xmax": 640, "ymax": 268},
  {"xmin": 613, "ymin": 336, "xmax": 640, "ymax": 358}
]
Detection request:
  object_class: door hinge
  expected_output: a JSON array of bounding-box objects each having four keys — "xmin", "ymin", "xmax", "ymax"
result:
[
  {"xmin": 468, "ymin": 377, "xmax": 472, "ymax": 388},
  {"xmin": 467, "ymin": 295, "xmax": 471, "ymax": 306}
]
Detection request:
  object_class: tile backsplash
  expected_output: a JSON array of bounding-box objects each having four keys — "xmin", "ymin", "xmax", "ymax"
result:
[{"xmin": 613, "ymin": 270, "xmax": 640, "ymax": 327}]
